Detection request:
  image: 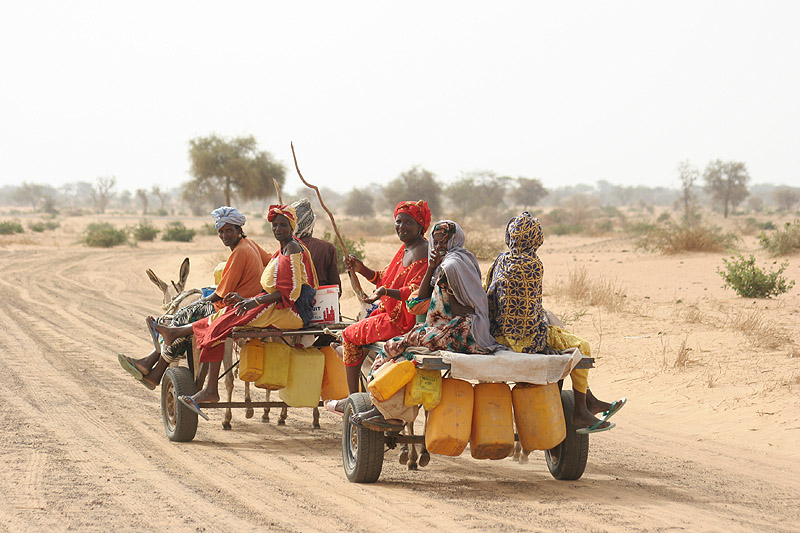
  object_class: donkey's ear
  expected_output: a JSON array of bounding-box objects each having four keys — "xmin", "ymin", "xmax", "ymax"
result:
[
  {"xmin": 176, "ymin": 257, "xmax": 190, "ymax": 292},
  {"xmin": 146, "ymin": 269, "xmax": 168, "ymax": 292}
]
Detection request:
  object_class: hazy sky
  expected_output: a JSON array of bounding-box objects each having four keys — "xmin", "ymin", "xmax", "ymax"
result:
[{"xmin": 1, "ymin": 1, "xmax": 798, "ymax": 196}]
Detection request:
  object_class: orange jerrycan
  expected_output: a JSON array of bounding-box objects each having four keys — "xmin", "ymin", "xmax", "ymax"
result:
[
  {"xmin": 254, "ymin": 341, "xmax": 291, "ymax": 390},
  {"xmin": 425, "ymin": 378, "xmax": 474, "ymax": 456},
  {"xmin": 238, "ymin": 340, "xmax": 265, "ymax": 382},
  {"xmin": 367, "ymin": 359, "xmax": 416, "ymax": 402},
  {"xmin": 470, "ymin": 383, "xmax": 515, "ymax": 460},
  {"xmin": 512, "ymin": 382, "xmax": 566, "ymax": 451},
  {"xmin": 404, "ymin": 368, "xmax": 442, "ymax": 410},
  {"xmin": 320, "ymin": 345, "xmax": 349, "ymax": 401},
  {"xmin": 279, "ymin": 347, "xmax": 325, "ymax": 407}
]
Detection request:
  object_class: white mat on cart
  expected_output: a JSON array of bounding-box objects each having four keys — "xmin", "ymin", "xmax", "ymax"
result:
[{"xmin": 421, "ymin": 347, "xmax": 584, "ymax": 384}]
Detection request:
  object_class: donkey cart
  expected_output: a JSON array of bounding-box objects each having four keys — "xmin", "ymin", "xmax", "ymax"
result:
[
  {"xmin": 160, "ymin": 323, "xmax": 350, "ymax": 442},
  {"xmin": 341, "ymin": 350, "xmax": 595, "ymax": 483}
]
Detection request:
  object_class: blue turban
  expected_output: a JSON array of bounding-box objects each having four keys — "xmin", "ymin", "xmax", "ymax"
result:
[{"xmin": 211, "ymin": 206, "xmax": 246, "ymax": 230}]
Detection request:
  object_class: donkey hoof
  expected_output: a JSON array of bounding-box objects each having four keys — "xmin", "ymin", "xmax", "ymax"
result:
[
  {"xmin": 222, "ymin": 422, "xmax": 232, "ymax": 430},
  {"xmin": 399, "ymin": 448, "xmax": 409, "ymax": 464},
  {"xmin": 261, "ymin": 414, "xmax": 270, "ymax": 423},
  {"xmin": 418, "ymin": 452, "xmax": 430, "ymax": 468},
  {"xmin": 277, "ymin": 419, "xmax": 286, "ymax": 426},
  {"xmin": 245, "ymin": 407, "xmax": 254, "ymax": 419},
  {"xmin": 407, "ymin": 463, "xmax": 418, "ymax": 471},
  {"xmin": 519, "ymin": 454, "xmax": 529, "ymax": 465},
  {"xmin": 313, "ymin": 422, "xmax": 321, "ymax": 429}
]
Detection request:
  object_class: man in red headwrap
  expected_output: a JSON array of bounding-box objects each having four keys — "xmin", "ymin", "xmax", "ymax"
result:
[{"xmin": 326, "ymin": 200, "xmax": 431, "ymax": 414}]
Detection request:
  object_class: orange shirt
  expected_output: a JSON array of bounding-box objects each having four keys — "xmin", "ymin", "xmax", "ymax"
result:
[{"xmin": 213, "ymin": 237, "xmax": 271, "ymax": 310}]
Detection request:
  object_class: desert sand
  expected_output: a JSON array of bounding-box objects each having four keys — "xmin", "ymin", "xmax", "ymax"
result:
[{"xmin": 0, "ymin": 212, "xmax": 798, "ymax": 532}]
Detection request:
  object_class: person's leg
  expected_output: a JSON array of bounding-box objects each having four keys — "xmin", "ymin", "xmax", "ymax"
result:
[
  {"xmin": 585, "ymin": 388, "xmax": 613, "ymax": 415},
  {"xmin": 343, "ymin": 341, "xmax": 365, "ymax": 395},
  {"xmin": 133, "ymin": 347, "xmax": 160, "ymax": 375},
  {"xmin": 190, "ymin": 360, "xmax": 222, "ymax": 404},
  {"xmin": 570, "ymin": 370, "xmax": 610, "ymax": 429},
  {"xmin": 141, "ymin": 357, "xmax": 169, "ymax": 388}
]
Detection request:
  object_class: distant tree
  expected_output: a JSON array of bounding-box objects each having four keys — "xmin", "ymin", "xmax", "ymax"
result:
[
  {"xmin": 382, "ymin": 166, "xmax": 442, "ymax": 215},
  {"xmin": 118, "ymin": 190, "xmax": 132, "ymax": 210},
  {"xmin": 61, "ymin": 181, "xmax": 94, "ymax": 210},
  {"xmin": 514, "ymin": 177, "xmax": 548, "ymax": 210},
  {"xmin": 703, "ymin": 160, "xmax": 751, "ymax": 218},
  {"xmin": 772, "ymin": 186, "xmax": 800, "ymax": 212},
  {"xmin": 445, "ymin": 171, "xmax": 508, "ymax": 218},
  {"xmin": 187, "ymin": 134, "xmax": 285, "ymax": 207},
  {"xmin": 677, "ymin": 160, "xmax": 700, "ymax": 224},
  {"xmin": 136, "ymin": 188, "xmax": 149, "ymax": 214},
  {"xmin": 747, "ymin": 195, "xmax": 764, "ymax": 213},
  {"xmin": 344, "ymin": 188, "xmax": 375, "ymax": 218},
  {"xmin": 445, "ymin": 176, "xmax": 477, "ymax": 219},
  {"xmin": 91, "ymin": 176, "xmax": 117, "ymax": 214},
  {"xmin": 151, "ymin": 185, "xmax": 167, "ymax": 212},
  {"xmin": 11, "ymin": 182, "xmax": 45, "ymax": 210}
]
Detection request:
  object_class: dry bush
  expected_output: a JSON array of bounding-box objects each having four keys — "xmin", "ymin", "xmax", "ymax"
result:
[
  {"xmin": 726, "ymin": 308, "xmax": 787, "ymax": 350},
  {"xmin": 673, "ymin": 303, "xmax": 706, "ymax": 324},
  {"xmin": 554, "ymin": 266, "xmax": 626, "ymax": 312},
  {"xmin": 673, "ymin": 337, "xmax": 697, "ymax": 369},
  {"xmin": 758, "ymin": 220, "xmax": 800, "ymax": 256},
  {"xmin": 638, "ymin": 222, "xmax": 739, "ymax": 254},
  {"xmin": 466, "ymin": 231, "xmax": 505, "ymax": 260}
]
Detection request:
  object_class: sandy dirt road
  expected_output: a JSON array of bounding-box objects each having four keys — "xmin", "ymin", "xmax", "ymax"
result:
[{"xmin": 0, "ymin": 234, "xmax": 798, "ymax": 532}]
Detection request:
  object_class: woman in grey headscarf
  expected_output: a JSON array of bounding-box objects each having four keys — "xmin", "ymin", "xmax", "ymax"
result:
[{"xmin": 349, "ymin": 220, "xmax": 498, "ymax": 429}]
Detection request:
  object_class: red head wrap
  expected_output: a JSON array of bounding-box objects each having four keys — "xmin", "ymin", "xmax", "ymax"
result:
[
  {"xmin": 267, "ymin": 205, "xmax": 297, "ymax": 230},
  {"xmin": 394, "ymin": 200, "xmax": 432, "ymax": 233}
]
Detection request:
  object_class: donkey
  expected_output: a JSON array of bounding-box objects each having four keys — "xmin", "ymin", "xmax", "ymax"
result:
[{"xmin": 148, "ymin": 259, "xmax": 320, "ymax": 430}]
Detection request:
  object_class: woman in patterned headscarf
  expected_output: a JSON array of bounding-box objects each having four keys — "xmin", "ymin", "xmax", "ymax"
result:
[
  {"xmin": 154, "ymin": 205, "xmax": 318, "ymax": 415},
  {"xmin": 485, "ymin": 212, "xmax": 624, "ymax": 434},
  {"xmin": 326, "ymin": 200, "xmax": 431, "ymax": 413}
]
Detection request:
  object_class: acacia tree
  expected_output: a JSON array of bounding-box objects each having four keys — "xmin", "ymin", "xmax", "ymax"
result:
[
  {"xmin": 677, "ymin": 160, "xmax": 700, "ymax": 224},
  {"xmin": 151, "ymin": 185, "xmax": 167, "ymax": 212},
  {"xmin": 345, "ymin": 188, "xmax": 375, "ymax": 218},
  {"xmin": 772, "ymin": 186, "xmax": 800, "ymax": 212},
  {"xmin": 514, "ymin": 177, "xmax": 548, "ymax": 210},
  {"xmin": 91, "ymin": 176, "xmax": 117, "ymax": 214},
  {"xmin": 703, "ymin": 159, "xmax": 750, "ymax": 218},
  {"xmin": 187, "ymin": 134, "xmax": 285, "ymax": 207},
  {"xmin": 382, "ymin": 166, "xmax": 442, "ymax": 215},
  {"xmin": 445, "ymin": 171, "xmax": 510, "ymax": 218},
  {"xmin": 11, "ymin": 182, "xmax": 45, "ymax": 210},
  {"xmin": 136, "ymin": 189, "xmax": 149, "ymax": 214}
]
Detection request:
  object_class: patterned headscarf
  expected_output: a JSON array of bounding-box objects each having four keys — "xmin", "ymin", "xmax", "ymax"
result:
[
  {"xmin": 267, "ymin": 205, "xmax": 297, "ymax": 230},
  {"xmin": 431, "ymin": 220, "xmax": 497, "ymax": 349},
  {"xmin": 211, "ymin": 206, "xmax": 246, "ymax": 230},
  {"xmin": 291, "ymin": 198, "xmax": 316, "ymax": 239},
  {"xmin": 394, "ymin": 200, "xmax": 432, "ymax": 233},
  {"xmin": 485, "ymin": 212, "xmax": 547, "ymax": 353}
]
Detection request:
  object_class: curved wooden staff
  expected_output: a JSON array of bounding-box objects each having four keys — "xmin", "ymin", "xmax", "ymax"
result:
[{"xmin": 291, "ymin": 142, "xmax": 368, "ymax": 301}]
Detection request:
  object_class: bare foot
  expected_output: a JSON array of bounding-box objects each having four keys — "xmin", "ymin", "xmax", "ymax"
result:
[
  {"xmin": 191, "ymin": 390, "xmax": 220, "ymax": 404},
  {"xmin": 152, "ymin": 319, "xmax": 181, "ymax": 347},
  {"xmin": 586, "ymin": 389, "xmax": 613, "ymax": 415},
  {"xmin": 141, "ymin": 373, "xmax": 159, "ymax": 388}
]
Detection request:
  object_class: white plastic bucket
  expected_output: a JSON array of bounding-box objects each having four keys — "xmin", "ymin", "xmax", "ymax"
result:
[{"xmin": 310, "ymin": 285, "xmax": 340, "ymax": 324}]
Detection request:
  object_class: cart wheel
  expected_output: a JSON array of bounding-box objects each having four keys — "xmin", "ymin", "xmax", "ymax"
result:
[
  {"xmin": 342, "ymin": 393, "xmax": 384, "ymax": 483},
  {"xmin": 545, "ymin": 389, "xmax": 589, "ymax": 480},
  {"xmin": 161, "ymin": 367, "xmax": 198, "ymax": 442}
]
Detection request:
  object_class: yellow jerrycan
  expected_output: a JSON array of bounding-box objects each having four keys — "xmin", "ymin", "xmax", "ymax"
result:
[
  {"xmin": 425, "ymin": 378, "xmax": 474, "ymax": 456},
  {"xmin": 279, "ymin": 347, "xmax": 325, "ymax": 407},
  {"xmin": 367, "ymin": 359, "xmax": 416, "ymax": 402},
  {"xmin": 254, "ymin": 341, "xmax": 291, "ymax": 390},
  {"xmin": 238, "ymin": 340, "xmax": 265, "ymax": 382},
  {"xmin": 512, "ymin": 382, "xmax": 566, "ymax": 451},
  {"xmin": 320, "ymin": 345, "xmax": 349, "ymax": 401},
  {"xmin": 404, "ymin": 368, "xmax": 442, "ymax": 410},
  {"xmin": 470, "ymin": 383, "xmax": 515, "ymax": 460}
]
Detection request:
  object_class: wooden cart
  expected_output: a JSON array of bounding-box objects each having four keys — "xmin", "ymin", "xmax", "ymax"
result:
[
  {"xmin": 159, "ymin": 323, "xmax": 350, "ymax": 442},
  {"xmin": 341, "ymin": 353, "xmax": 595, "ymax": 483}
]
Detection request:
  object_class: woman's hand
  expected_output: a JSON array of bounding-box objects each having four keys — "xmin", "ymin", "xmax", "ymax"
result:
[
  {"xmin": 362, "ymin": 286, "xmax": 386, "ymax": 304},
  {"xmin": 233, "ymin": 297, "xmax": 259, "ymax": 316},
  {"xmin": 428, "ymin": 244, "xmax": 445, "ymax": 270},
  {"xmin": 223, "ymin": 292, "xmax": 244, "ymax": 305},
  {"xmin": 345, "ymin": 254, "xmax": 366, "ymax": 274}
]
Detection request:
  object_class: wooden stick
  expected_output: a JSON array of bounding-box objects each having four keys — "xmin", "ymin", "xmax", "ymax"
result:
[
  {"xmin": 272, "ymin": 178, "xmax": 283, "ymax": 204},
  {"xmin": 290, "ymin": 142, "xmax": 368, "ymax": 300}
]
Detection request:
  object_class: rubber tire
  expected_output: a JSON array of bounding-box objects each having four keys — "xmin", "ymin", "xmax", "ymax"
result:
[
  {"xmin": 342, "ymin": 392, "xmax": 384, "ymax": 483},
  {"xmin": 161, "ymin": 366, "xmax": 198, "ymax": 442},
  {"xmin": 545, "ymin": 389, "xmax": 589, "ymax": 480}
]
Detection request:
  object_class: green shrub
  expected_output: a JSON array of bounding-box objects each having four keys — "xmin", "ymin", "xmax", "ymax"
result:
[
  {"xmin": 758, "ymin": 220, "xmax": 800, "ymax": 256},
  {"xmin": 131, "ymin": 220, "xmax": 160, "ymax": 242},
  {"xmin": 162, "ymin": 221, "xmax": 196, "ymax": 242},
  {"xmin": 84, "ymin": 222, "xmax": 127, "ymax": 248},
  {"xmin": 625, "ymin": 220, "xmax": 657, "ymax": 237},
  {"xmin": 323, "ymin": 230, "xmax": 366, "ymax": 273},
  {"xmin": 0, "ymin": 220, "xmax": 24, "ymax": 234},
  {"xmin": 638, "ymin": 222, "xmax": 738, "ymax": 254},
  {"xmin": 549, "ymin": 223, "xmax": 583, "ymax": 236},
  {"xmin": 201, "ymin": 223, "xmax": 218, "ymax": 236},
  {"xmin": 28, "ymin": 220, "xmax": 59, "ymax": 233},
  {"xmin": 717, "ymin": 254, "xmax": 795, "ymax": 298}
]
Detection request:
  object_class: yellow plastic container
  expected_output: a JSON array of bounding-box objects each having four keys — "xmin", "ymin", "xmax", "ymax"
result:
[
  {"xmin": 404, "ymin": 368, "xmax": 442, "ymax": 410},
  {"xmin": 512, "ymin": 382, "xmax": 566, "ymax": 451},
  {"xmin": 254, "ymin": 341, "xmax": 291, "ymax": 390},
  {"xmin": 238, "ymin": 340, "xmax": 265, "ymax": 382},
  {"xmin": 320, "ymin": 345, "xmax": 349, "ymax": 401},
  {"xmin": 425, "ymin": 378, "xmax": 474, "ymax": 456},
  {"xmin": 470, "ymin": 383, "xmax": 515, "ymax": 460},
  {"xmin": 278, "ymin": 347, "xmax": 325, "ymax": 407},
  {"xmin": 367, "ymin": 359, "xmax": 416, "ymax": 402}
]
